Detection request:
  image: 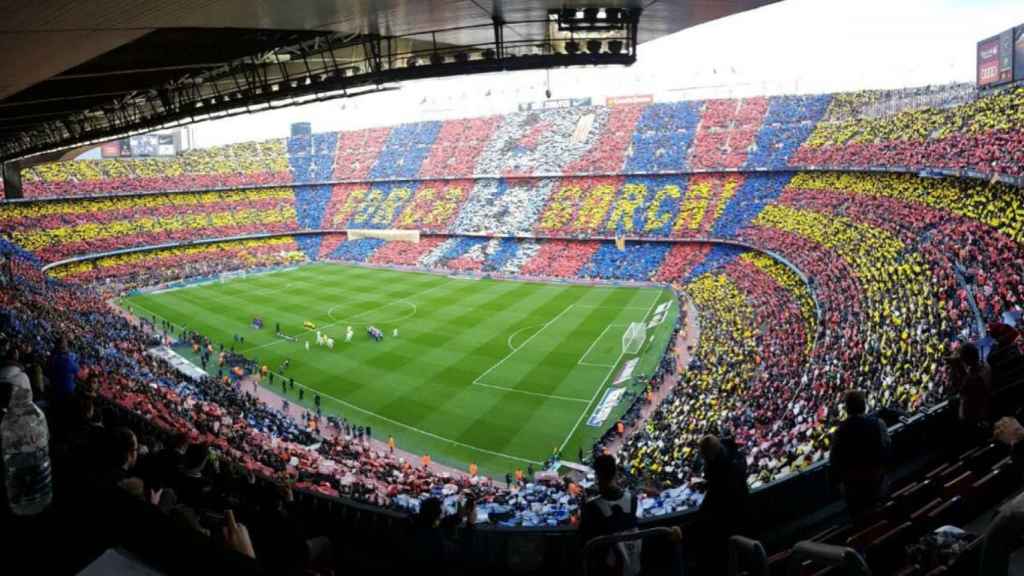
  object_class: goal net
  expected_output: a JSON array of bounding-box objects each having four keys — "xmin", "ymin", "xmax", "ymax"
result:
[
  {"xmin": 346, "ymin": 229, "xmax": 420, "ymax": 243},
  {"xmin": 622, "ymin": 322, "xmax": 646, "ymax": 355},
  {"xmin": 219, "ymin": 270, "xmax": 246, "ymax": 284}
]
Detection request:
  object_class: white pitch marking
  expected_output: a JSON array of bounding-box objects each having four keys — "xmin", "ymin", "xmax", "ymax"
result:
[
  {"xmin": 577, "ymin": 323, "xmax": 627, "ymax": 367},
  {"xmin": 469, "ymin": 381, "xmax": 591, "ymax": 403},
  {"xmin": 505, "ymin": 323, "xmax": 545, "ymax": 351},
  {"xmin": 472, "ymin": 302, "xmax": 575, "ymax": 386},
  {"xmin": 262, "ymin": 370, "xmax": 544, "ymax": 465},
  {"xmin": 558, "ymin": 290, "xmax": 665, "ymax": 456},
  {"xmin": 242, "ymin": 279, "xmax": 449, "ymax": 353}
]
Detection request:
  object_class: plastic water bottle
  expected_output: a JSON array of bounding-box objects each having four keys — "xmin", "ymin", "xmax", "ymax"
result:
[{"xmin": 2, "ymin": 386, "xmax": 52, "ymax": 515}]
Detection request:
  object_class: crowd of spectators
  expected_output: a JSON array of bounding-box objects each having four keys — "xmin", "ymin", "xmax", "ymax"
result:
[
  {"xmin": 321, "ymin": 236, "xmax": 715, "ymax": 285},
  {"xmin": 0, "ymin": 239, "xmax": 587, "ymax": 534},
  {"xmin": 20, "ymin": 140, "xmax": 291, "ymax": 199},
  {"xmin": 50, "ymin": 237, "xmax": 306, "ymax": 295},
  {"xmin": 793, "ymin": 85, "xmax": 1024, "ymax": 178},
  {"xmin": 624, "ymin": 102, "xmax": 702, "ymax": 173},
  {"xmin": 618, "ymin": 247, "xmax": 827, "ymax": 487},
  {"xmin": 0, "ymin": 188, "xmax": 299, "ymax": 263},
  {"xmin": 13, "ymin": 82, "xmax": 1023, "ymax": 210},
  {"xmin": 618, "ymin": 188, "xmax": 993, "ymax": 491},
  {"xmin": 821, "ymin": 83, "xmax": 978, "ymax": 122},
  {"xmin": 689, "ymin": 97, "xmax": 768, "ymax": 170},
  {"xmin": 784, "ymin": 171, "xmax": 1024, "ymax": 326},
  {"xmin": 744, "ymin": 95, "xmax": 831, "ymax": 170}
]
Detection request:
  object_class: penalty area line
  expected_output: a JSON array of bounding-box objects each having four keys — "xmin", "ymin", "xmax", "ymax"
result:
[
  {"xmin": 469, "ymin": 381, "xmax": 591, "ymax": 403},
  {"xmin": 558, "ymin": 289, "xmax": 665, "ymax": 456},
  {"xmin": 505, "ymin": 323, "xmax": 545, "ymax": 351},
  {"xmin": 260, "ymin": 371, "xmax": 543, "ymax": 465},
  {"xmin": 577, "ymin": 323, "xmax": 627, "ymax": 367}
]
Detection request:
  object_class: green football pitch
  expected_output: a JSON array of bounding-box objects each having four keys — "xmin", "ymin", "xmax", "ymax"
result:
[{"xmin": 121, "ymin": 262, "xmax": 678, "ymax": 477}]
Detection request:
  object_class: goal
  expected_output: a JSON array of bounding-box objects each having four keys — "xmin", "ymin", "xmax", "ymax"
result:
[
  {"xmin": 219, "ymin": 270, "xmax": 247, "ymax": 284},
  {"xmin": 622, "ymin": 322, "xmax": 646, "ymax": 355}
]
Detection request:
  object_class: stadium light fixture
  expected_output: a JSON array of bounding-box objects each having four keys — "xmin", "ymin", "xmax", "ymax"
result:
[{"xmin": 552, "ymin": 7, "xmax": 629, "ymax": 32}]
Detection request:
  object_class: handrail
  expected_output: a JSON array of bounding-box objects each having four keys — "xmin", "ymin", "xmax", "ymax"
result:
[
  {"xmin": 786, "ymin": 541, "xmax": 870, "ymax": 576},
  {"xmin": 728, "ymin": 535, "xmax": 768, "ymax": 576},
  {"xmin": 581, "ymin": 526, "xmax": 682, "ymax": 576}
]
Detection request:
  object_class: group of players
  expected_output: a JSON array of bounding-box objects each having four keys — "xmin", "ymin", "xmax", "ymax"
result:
[{"xmin": 297, "ymin": 324, "xmax": 398, "ymax": 350}]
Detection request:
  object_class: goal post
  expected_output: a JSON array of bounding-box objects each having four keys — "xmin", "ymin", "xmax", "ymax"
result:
[
  {"xmin": 346, "ymin": 229, "xmax": 420, "ymax": 243},
  {"xmin": 622, "ymin": 322, "xmax": 645, "ymax": 355},
  {"xmin": 219, "ymin": 270, "xmax": 246, "ymax": 284}
]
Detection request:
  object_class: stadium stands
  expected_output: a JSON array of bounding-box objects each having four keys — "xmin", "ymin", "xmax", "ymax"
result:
[
  {"xmin": 15, "ymin": 83, "xmax": 1024, "ymax": 203},
  {"xmin": 620, "ymin": 251, "xmax": 820, "ymax": 488},
  {"xmin": 49, "ymin": 236, "xmax": 307, "ymax": 295},
  {"xmin": 792, "ymin": 86, "xmax": 1024, "ymax": 178},
  {"xmin": 3, "ymin": 80, "xmax": 1024, "ymax": 574},
  {"xmin": 0, "ymin": 188, "xmax": 299, "ymax": 263},
  {"xmin": 6, "ymin": 166, "xmax": 1021, "ymax": 499},
  {"xmin": 20, "ymin": 140, "xmax": 291, "ymax": 198}
]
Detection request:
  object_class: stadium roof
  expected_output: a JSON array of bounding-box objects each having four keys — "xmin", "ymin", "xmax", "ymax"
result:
[{"xmin": 0, "ymin": 0, "xmax": 776, "ymax": 161}]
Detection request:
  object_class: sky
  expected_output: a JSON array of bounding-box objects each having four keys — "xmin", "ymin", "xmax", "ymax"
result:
[{"xmin": 176, "ymin": 0, "xmax": 1024, "ymax": 148}]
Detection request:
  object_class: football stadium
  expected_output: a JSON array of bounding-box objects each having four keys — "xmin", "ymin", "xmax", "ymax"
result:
[{"xmin": 2, "ymin": 0, "xmax": 1024, "ymax": 574}]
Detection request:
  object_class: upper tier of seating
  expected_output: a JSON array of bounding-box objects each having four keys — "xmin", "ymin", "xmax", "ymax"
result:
[{"xmin": 14, "ymin": 83, "xmax": 1024, "ymax": 199}]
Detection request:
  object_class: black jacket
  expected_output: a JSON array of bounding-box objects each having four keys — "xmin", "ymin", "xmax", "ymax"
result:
[
  {"xmin": 698, "ymin": 439, "xmax": 749, "ymax": 537},
  {"xmin": 830, "ymin": 414, "xmax": 890, "ymax": 486}
]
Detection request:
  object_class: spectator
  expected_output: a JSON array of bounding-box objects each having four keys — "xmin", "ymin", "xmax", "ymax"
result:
[
  {"xmin": 173, "ymin": 443, "xmax": 216, "ymax": 509},
  {"xmin": 830, "ymin": 390, "xmax": 890, "ymax": 520},
  {"xmin": 947, "ymin": 342, "xmax": 992, "ymax": 436},
  {"xmin": 46, "ymin": 337, "xmax": 79, "ymax": 405},
  {"xmin": 409, "ymin": 495, "xmax": 476, "ymax": 571},
  {"xmin": 980, "ymin": 416, "xmax": 1024, "ymax": 575},
  {"xmin": 149, "ymin": 431, "xmax": 189, "ymax": 477},
  {"xmin": 692, "ymin": 434, "xmax": 749, "ymax": 574},
  {"xmin": 579, "ymin": 453, "xmax": 642, "ymax": 576},
  {"xmin": 104, "ymin": 426, "xmax": 140, "ymax": 486},
  {"xmin": 253, "ymin": 484, "xmax": 332, "ymax": 575},
  {"xmin": 987, "ymin": 321, "xmax": 1021, "ymax": 371}
]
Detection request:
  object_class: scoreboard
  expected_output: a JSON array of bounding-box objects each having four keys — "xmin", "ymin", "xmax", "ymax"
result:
[
  {"xmin": 1017, "ymin": 26, "xmax": 1024, "ymax": 82},
  {"xmin": 978, "ymin": 24, "xmax": 1022, "ymax": 88},
  {"xmin": 100, "ymin": 132, "xmax": 179, "ymax": 158}
]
